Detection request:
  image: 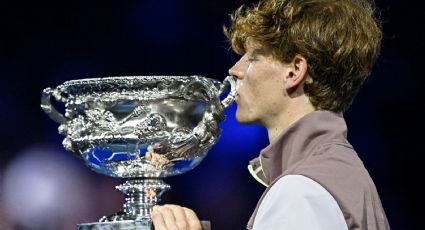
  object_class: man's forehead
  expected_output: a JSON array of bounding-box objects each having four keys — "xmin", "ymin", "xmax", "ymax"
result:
[
  {"xmin": 245, "ymin": 39, "xmax": 263, "ymax": 51},
  {"xmin": 244, "ymin": 41, "xmax": 271, "ymax": 56}
]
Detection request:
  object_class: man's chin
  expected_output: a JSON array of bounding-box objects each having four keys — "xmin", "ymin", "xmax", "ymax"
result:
[{"xmin": 235, "ymin": 114, "xmax": 255, "ymax": 124}]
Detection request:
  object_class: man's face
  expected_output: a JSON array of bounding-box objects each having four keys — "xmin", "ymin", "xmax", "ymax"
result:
[{"xmin": 228, "ymin": 44, "xmax": 292, "ymax": 126}]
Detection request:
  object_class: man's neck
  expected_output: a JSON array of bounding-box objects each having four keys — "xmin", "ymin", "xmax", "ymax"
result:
[{"xmin": 265, "ymin": 105, "xmax": 316, "ymax": 143}]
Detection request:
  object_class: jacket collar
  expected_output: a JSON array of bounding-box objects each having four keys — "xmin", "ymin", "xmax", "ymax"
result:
[{"xmin": 248, "ymin": 110, "xmax": 348, "ymax": 185}]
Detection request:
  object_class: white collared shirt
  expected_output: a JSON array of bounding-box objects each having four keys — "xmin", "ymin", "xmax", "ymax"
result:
[{"xmin": 253, "ymin": 175, "xmax": 348, "ymax": 230}]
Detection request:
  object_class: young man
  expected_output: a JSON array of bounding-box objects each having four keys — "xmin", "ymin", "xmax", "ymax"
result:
[{"xmin": 152, "ymin": 0, "xmax": 390, "ymax": 229}]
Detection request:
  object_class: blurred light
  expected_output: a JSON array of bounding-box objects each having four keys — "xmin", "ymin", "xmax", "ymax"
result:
[{"xmin": 1, "ymin": 145, "xmax": 92, "ymax": 229}]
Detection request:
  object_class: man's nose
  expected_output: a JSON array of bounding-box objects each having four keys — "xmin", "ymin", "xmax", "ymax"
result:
[{"xmin": 228, "ymin": 64, "xmax": 244, "ymax": 80}]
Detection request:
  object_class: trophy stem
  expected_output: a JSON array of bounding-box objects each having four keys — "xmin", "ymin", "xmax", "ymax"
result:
[{"xmin": 100, "ymin": 178, "xmax": 171, "ymax": 222}]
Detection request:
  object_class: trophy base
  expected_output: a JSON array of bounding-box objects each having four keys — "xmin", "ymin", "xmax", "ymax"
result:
[
  {"xmin": 77, "ymin": 220, "xmax": 211, "ymax": 230},
  {"xmin": 77, "ymin": 220, "xmax": 152, "ymax": 230}
]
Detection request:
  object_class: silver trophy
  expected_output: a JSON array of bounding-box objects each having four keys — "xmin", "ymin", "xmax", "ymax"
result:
[{"xmin": 41, "ymin": 75, "xmax": 236, "ymax": 229}]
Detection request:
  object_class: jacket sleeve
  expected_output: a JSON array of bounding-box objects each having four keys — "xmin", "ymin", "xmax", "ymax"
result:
[{"xmin": 252, "ymin": 175, "xmax": 348, "ymax": 230}]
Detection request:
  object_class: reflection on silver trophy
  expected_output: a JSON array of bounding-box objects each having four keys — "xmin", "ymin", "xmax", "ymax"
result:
[{"xmin": 41, "ymin": 76, "xmax": 236, "ymax": 229}]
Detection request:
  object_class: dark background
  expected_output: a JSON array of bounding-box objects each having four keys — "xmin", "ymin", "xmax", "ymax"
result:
[{"xmin": 0, "ymin": 0, "xmax": 423, "ymax": 229}]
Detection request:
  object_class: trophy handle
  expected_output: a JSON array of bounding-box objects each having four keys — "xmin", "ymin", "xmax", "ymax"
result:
[
  {"xmin": 41, "ymin": 87, "xmax": 68, "ymax": 124},
  {"xmin": 219, "ymin": 76, "xmax": 237, "ymax": 109}
]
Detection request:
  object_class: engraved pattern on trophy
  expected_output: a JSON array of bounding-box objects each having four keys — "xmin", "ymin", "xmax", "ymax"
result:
[{"xmin": 41, "ymin": 76, "xmax": 236, "ymax": 229}]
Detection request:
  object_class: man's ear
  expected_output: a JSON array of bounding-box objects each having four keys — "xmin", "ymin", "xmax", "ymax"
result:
[{"xmin": 284, "ymin": 54, "xmax": 308, "ymax": 90}]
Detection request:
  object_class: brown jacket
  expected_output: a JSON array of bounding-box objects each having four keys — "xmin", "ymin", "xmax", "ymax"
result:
[{"xmin": 247, "ymin": 111, "xmax": 390, "ymax": 230}]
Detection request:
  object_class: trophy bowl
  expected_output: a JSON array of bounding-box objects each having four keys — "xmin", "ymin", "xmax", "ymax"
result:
[{"xmin": 41, "ymin": 75, "xmax": 236, "ymax": 229}]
